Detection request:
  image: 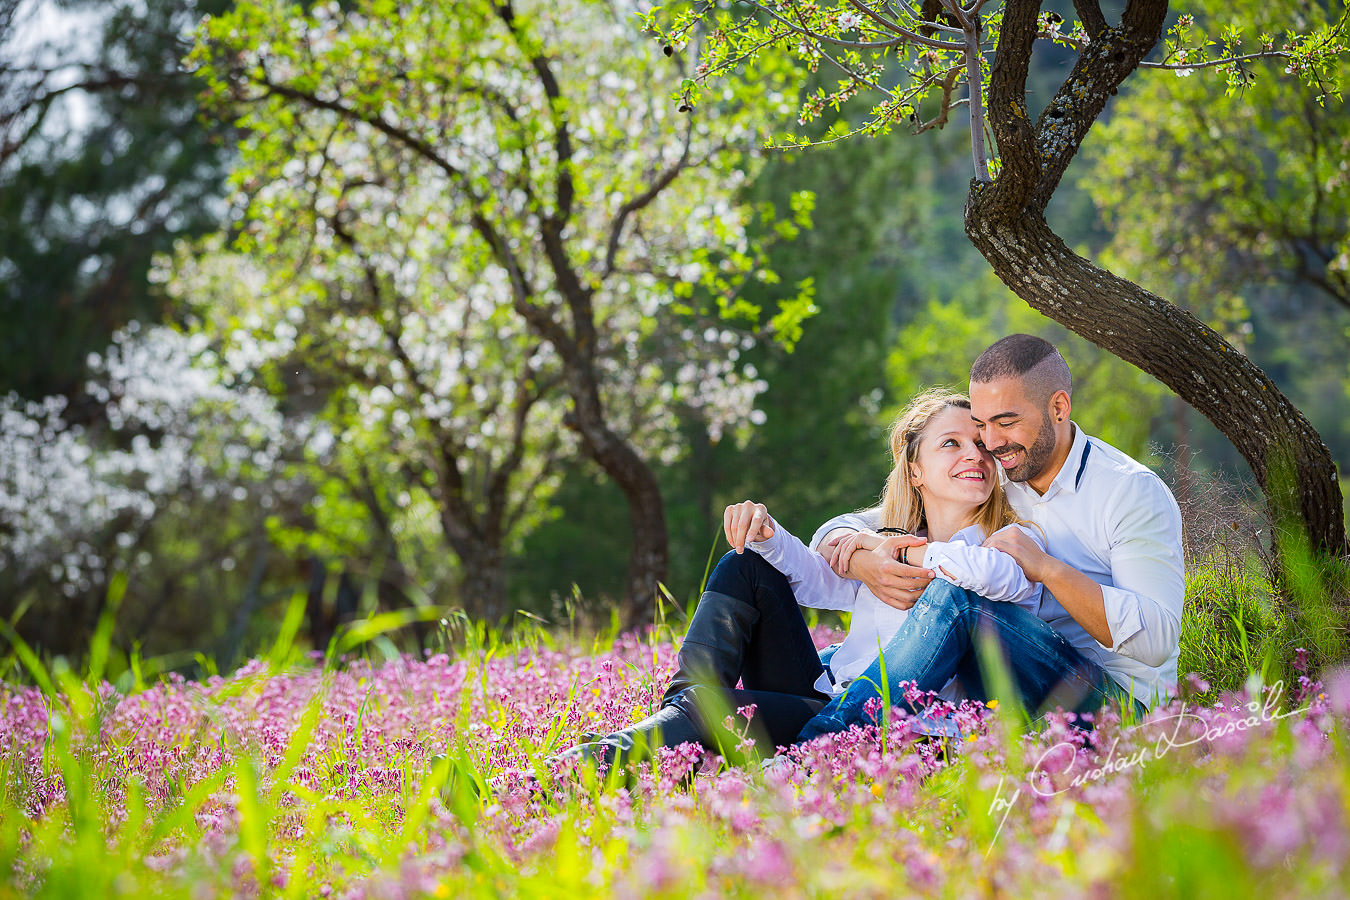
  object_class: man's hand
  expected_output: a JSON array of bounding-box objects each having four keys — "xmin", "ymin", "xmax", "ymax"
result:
[
  {"xmin": 825, "ymin": 530, "xmax": 882, "ymax": 573},
  {"xmin": 982, "ymin": 526, "xmax": 1053, "ymax": 582},
  {"xmin": 983, "ymin": 525, "xmax": 1114, "ymax": 646},
  {"xmin": 825, "ymin": 533, "xmax": 934, "ymax": 610},
  {"xmin": 724, "ymin": 500, "xmax": 775, "ymax": 553}
]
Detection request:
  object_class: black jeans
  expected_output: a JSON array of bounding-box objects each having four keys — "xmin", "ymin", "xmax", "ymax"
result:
[{"xmin": 662, "ymin": 550, "xmax": 831, "ymax": 751}]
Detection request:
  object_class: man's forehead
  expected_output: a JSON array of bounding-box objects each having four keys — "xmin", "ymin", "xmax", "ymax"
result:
[{"xmin": 970, "ymin": 377, "xmax": 1033, "ymax": 412}]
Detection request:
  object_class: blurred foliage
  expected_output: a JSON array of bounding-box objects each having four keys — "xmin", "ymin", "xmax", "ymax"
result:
[
  {"xmin": 3, "ymin": 0, "xmax": 1350, "ymax": 662},
  {"xmin": 0, "ymin": 0, "xmax": 236, "ymax": 400},
  {"xmin": 1086, "ymin": 0, "xmax": 1348, "ymax": 320}
]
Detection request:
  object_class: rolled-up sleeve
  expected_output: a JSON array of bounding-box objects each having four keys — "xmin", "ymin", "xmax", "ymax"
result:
[
  {"xmin": 748, "ymin": 519, "xmax": 859, "ymax": 612},
  {"xmin": 807, "ymin": 509, "xmax": 881, "ymax": 553},
  {"xmin": 923, "ymin": 525, "xmax": 1045, "ymax": 607},
  {"xmin": 1097, "ymin": 474, "xmax": 1185, "ymax": 666}
]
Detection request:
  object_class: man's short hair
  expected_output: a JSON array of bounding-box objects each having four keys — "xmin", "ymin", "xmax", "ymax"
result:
[{"xmin": 970, "ymin": 334, "xmax": 1072, "ymax": 404}]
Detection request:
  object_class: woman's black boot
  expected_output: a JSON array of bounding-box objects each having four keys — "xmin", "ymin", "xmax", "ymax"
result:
[
  {"xmin": 661, "ymin": 589, "xmax": 759, "ymax": 703},
  {"xmin": 547, "ymin": 702, "xmax": 704, "ymax": 770}
]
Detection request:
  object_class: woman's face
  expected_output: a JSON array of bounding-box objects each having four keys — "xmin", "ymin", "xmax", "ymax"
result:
[{"xmin": 908, "ymin": 405, "xmax": 996, "ymax": 512}]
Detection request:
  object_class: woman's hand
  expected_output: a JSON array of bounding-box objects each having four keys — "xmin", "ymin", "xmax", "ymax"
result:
[
  {"xmin": 825, "ymin": 532, "xmax": 934, "ymax": 610},
  {"xmin": 723, "ymin": 500, "xmax": 775, "ymax": 553}
]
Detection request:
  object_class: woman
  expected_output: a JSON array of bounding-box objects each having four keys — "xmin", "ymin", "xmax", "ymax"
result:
[{"xmin": 552, "ymin": 389, "xmax": 1045, "ymax": 770}]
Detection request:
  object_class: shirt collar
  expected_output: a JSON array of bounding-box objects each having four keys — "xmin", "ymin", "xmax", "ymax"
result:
[{"xmin": 1003, "ymin": 422, "xmax": 1090, "ymax": 502}]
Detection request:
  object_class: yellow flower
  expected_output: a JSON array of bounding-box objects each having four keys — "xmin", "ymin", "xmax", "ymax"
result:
[
  {"xmin": 870, "ymin": 783, "xmax": 884, "ymax": 799},
  {"xmin": 985, "ymin": 699, "xmax": 999, "ymax": 709}
]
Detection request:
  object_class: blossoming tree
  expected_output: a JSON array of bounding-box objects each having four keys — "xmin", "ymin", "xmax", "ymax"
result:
[
  {"xmin": 0, "ymin": 324, "xmax": 287, "ymax": 656},
  {"xmin": 660, "ymin": 0, "xmax": 1349, "ymax": 555},
  {"xmin": 185, "ymin": 0, "xmax": 814, "ymax": 617}
]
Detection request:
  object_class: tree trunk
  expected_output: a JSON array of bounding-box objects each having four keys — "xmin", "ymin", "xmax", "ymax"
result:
[
  {"xmin": 580, "ymin": 431, "xmax": 670, "ymax": 628},
  {"xmin": 457, "ymin": 544, "xmax": 507, "ymax": 622},
  {"xmin": 438, "ymin": 517, "xmax": 508, "ymax": 621},
  {"xmin": 964, "ymin": 208, "xmax": 1347, "ymax": 556},
  {"xmin": 562, "ymin": 380, "xmax": 670, "ymax": 626}
]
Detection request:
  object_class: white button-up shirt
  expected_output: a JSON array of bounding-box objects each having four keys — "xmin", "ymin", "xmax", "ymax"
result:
[
  {"xmin": 810, "ymin": 424, "xmax": 1185, "ymax": 709},
  {"xmin": 749, "ymin": 518, "xmax": 1044, "ymax": 697}
]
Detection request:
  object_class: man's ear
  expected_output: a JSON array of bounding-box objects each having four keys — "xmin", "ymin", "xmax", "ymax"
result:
[{"xmin": 1049, "ymin": 389, "xmax": 1072, "ymax": 424}]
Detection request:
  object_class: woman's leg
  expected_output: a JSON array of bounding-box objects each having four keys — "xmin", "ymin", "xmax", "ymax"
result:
[
  {"xmin": 676, "ymin": 549, "xmax": 829, "ymax": 699},
  {"xmin": 662, "ymin": 550, "xmax": 828, "ymax": 748},
  {"xmin": 553, "ymin": 550, "xmax": 826, "ymax": 767},
  {"xmin": 797, "ymin": 579, "xmax": 1126, "ymax": 741}
]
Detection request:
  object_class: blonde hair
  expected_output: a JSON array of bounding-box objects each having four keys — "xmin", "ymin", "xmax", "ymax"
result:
[{"xmin": 877, "ymin": 388, "xmax": 1022, "ymax": 539}]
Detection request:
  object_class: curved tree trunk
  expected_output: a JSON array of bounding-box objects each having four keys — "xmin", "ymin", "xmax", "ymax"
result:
[
  {"xmin": 593, "ymin": 437, "xmax": 670, "ymax": 629},
  {"xmin": 963, "ymin": 0, "xmax": 1346, "ymax": 557},
  {"xmin": 964, "ymin": 209, "xmax": 1347, "ymax": 554}
]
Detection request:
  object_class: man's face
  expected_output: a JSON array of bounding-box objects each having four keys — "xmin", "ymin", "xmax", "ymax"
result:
[{"xmin": 969, "ymin": 377, "xmax": 1057, "ymax": 484}]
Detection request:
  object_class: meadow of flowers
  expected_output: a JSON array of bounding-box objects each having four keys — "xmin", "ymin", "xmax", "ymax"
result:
[{"xmin": 2, "ymin": 613, "xmax": 1349, "ymax": 899}]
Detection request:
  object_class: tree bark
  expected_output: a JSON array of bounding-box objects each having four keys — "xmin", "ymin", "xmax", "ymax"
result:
[{"xmin": 455, "ymin": 540, "xmax": 508, "ymax": 622}]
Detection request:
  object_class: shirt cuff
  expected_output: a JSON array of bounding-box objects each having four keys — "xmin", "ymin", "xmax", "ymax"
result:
[
  {"xmin": 1098, "ymin": 585, "xmax": 1144, "ymax": 652},
  {"xmin": 746, "ymin": 523, "xmax": 783, "ymax": 555}
]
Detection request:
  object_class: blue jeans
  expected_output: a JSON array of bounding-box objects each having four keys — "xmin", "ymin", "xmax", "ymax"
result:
[{"xmin": 797, "ymin": 579, "xmax": 1142, "ymax": 741}]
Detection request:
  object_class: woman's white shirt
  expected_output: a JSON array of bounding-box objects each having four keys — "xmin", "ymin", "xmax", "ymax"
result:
[{"xmin": 747, "ymin": 518, "xmax": 1045, "ymax": 697}]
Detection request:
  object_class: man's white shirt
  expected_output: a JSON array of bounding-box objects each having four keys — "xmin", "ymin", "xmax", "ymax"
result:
[{"xmin": 809, "ymin": 424, "xmax": 1185, "ymax": 709}]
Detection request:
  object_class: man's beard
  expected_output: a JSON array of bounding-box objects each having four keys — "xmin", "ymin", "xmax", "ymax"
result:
[{"xmin": 996, "ymin": 414, "xmax": 1057, "ymax": 483}]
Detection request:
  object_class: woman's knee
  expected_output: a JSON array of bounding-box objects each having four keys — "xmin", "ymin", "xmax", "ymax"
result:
[
  {"xmin": 916, "ymin": 578, "xmax": 977, "ymax": 613},
  {"xmin": 705, "ymin": 548, "xmax": 781, "ymax": 597}
]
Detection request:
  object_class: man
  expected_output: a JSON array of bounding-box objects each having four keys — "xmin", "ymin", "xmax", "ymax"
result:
[{"xmin": 803, "ymin": 334, "xmax": 1184, "ymax": 729}]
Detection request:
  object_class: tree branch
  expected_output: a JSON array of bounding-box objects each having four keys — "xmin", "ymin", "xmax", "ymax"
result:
[
  {"xmin": 957, "ymin": 4, "xmax": 991, "ymax": 182},
  {"xmin": 493, "ymin": 0, "xmax": 574, "ymax": 222},
  {"xmin": 913, "ymin": 66, "xmax": 965, "ymax": 132},
  {"xmin": 975, "ymin": 0, "xmax": 1041, "ymax": 218},
  {"xmin": 849, "ymin": 0, "xmax": 964, "ymax": 40},
  {"xmin": 490, "ymin": 0, "xmax": 598, "ymax": 365},
  {"xmin": 1071, "ymin": 0, "xmax": 1108, "ymax": 40},
  {"xmin": 1027, "ymin": 0, "xmax": 1168, "ymax": 214},
  {"xmin": 1139, "ymin": 50, "xmax": 1292, "ymax": 70},
  {"xmin": 748, "ymin": 0, "xmax": 966, "ymax": 51},
  {"xmin": 487, "ymin": 367, "xmax": 562, "ymax": 511},
  {"xmin": 244, "ymin": 71, "xmax": 576, "ymax": 354},
  {"xmin": 604, "ymin": 121, "xmax": 693, "ymax": 277}
]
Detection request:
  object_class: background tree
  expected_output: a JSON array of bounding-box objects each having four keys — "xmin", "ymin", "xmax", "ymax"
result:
[
  {"xmin": 1081, "ymin": 0, "xmax": 1350, "ymax": 496},
  {"xmin": 0, "ymin": 324, "xmax": 288, "ymax": 660},
  {"xmin": 186, "ymin": 0, "xmax": 815, "ymax": 619},
  {"xmin": 0, "ymin": 0, "xmax": 235, "ymax": 399},
  {"xmin": 662, "ymin": 0, "xmax": 1349, "ymax": 555}
]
